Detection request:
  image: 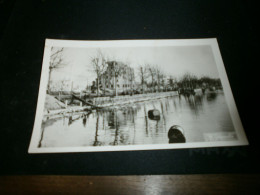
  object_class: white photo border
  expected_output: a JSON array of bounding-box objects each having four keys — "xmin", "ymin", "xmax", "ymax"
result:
[{"xmin": 28, "ymin": 38, "xmax": 249, "ymax": 153}]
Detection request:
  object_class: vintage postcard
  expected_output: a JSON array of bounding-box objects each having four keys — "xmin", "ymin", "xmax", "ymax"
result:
[{"xmin": 28, "ymin": 38, "xmax": 248, "ymax": 153}]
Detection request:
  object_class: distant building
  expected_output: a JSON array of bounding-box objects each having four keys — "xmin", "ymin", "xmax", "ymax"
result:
[{"xmin": 100, "ymin": 61, "xmax": 136, "ymax": 94}]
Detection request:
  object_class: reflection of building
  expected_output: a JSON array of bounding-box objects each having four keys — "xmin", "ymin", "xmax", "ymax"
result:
[{"xmin": 100, "ymin": 61, "xmax": 136, "ymax": 92}]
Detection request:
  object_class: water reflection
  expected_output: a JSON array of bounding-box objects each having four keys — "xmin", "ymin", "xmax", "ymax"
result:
[
  {"xmin": 93, "ymin": 113, "xmax": 102, "ymax": 146},
  {"xmin": 82, "ymin": 113, "xmax": 90, "ymax": 127},
  {"xmin": 39, "ymin": 92, "xmax": 237, "ymax": 148},
  {"xmin": 68, "ymin": 115, "xmax": 81, "ymax": 126}
]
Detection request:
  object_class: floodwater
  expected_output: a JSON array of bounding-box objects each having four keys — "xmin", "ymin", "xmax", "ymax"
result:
[{"xmin": 39, "ymin": 92, "xmax": 237, "ymax": 148}]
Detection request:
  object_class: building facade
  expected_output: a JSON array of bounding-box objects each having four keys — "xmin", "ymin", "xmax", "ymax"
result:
[{"xmin": 100, "ymin": 61, "xmax": 136, "ymax": 94}]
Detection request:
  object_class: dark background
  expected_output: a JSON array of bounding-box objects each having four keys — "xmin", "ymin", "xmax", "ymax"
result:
[{"xmin": 0, "ymin": 0, "xmax": 258, "ymax": 175}]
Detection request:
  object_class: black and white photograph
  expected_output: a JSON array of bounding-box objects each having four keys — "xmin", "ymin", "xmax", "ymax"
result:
[{"xmin": 28, "ymin": 39, "xmax": 248, "ymax": 153}]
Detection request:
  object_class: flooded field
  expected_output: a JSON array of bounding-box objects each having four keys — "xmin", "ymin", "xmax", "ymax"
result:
[{"xmin": 39, "ymin": 92, "xmax": 237, "ymax": 148}]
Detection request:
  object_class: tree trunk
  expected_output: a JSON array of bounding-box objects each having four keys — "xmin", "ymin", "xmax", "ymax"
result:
[
  {"xmin": 131, "ymin": 80, "xmax": 133, "ymax": 95},
  {"xmin": 97, "ymin": 76, "xmax": 99, "ymax": 96},
  {"xmin": 142, "ymin": 81, "xmax": 144, "ymax": 94},
  {"xmin": 47, "ymin": 68, "xmax": 53, "ymax": 94},
  {"xmin": 114, "ymin": 75, "xmax": 117, "ymax": 96},
  {"xmin": 115, "ymin": 76, "xmax": 118, "ymax": 96},
  {"xmin": 151, "ymin": 75, "xmax": 154, "ymax": 92},
  {"xmin": 102, "ymin": 78, "xmax": 106, "ymax": 96}
]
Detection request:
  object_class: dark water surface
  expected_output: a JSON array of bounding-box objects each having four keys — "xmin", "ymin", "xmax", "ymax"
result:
[{"xmin": 39, "ymin": 93, "xmax": 237, "ymax": 148}]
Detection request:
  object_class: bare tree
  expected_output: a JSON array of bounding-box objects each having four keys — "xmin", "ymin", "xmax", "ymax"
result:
[
  {"xmin": 48, "ymin": 47, "xmax": 66, "ymax": 93},
  {"xmin": 168, "ymin": 76, "xmax": 174, "ymax": 86},
  {"xmin": 167, "ymin": 76, "xmax": 177, "ymax": 90},
  {"xmin": 155, "ymin": 68, "xmax": 167, "ymax": 92},
  {"xmin": 121, "ymin": 65, "xmax": 128, "ymax": 94},
  {"xmin": 138, "ymin": 65, "xmax": 148, "ymax": 94},
  {"xmin": 160, "ymin": 72, "xmax": 166, "ymax": 91},
  {"xmin": 155, "ymin": 66, "xmax": 163, "ymax": 92},
  {"xmin": 113, "ymin": 61, "xmax": 123, "ymax": 96},
  {"xmin": 180, "ymin": 72, "xmax": 197, "ymax": 89},
  {"xmin": 146, "ymin": 64, "xmax": 157, "ymax": 92},
  {"xmin": 91, "ymin": 49, "xmax": 107, "ymax": 96},
  {"xmin": 128, "ymin": 68, "xmax": 135, "ymax": 95}
]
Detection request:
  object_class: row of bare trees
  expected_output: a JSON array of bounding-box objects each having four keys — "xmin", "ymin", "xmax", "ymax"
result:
[
  {"xmin": 178, "ymin": 73, "xmax": 222, "ymax": 90},
  {"xmin": 138, "ymin": 64, "xmax": 170, "ymax": 93},
  {"xmin": 47, "ymin": 48, "xmax": 222, "ymax": 97},
  {"xmin": 48, "ymin": 48, "xmax": 172, "ymax": 96},
  {"xmin": 136, "ymin": 64, "xmax": 222, "ymax": 94}
]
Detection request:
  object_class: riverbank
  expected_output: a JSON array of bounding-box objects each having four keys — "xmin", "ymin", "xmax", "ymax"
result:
[
  {"xmin": 44, "ymin": 94, "xmax": 90, "ymax": 116},
  {"xmin": 44, "ymin": 94, "xmax": 66, "ymax": 110},
  {"xmin": 93, "ymin": 91, "xmax": 178, "ymax": 107},
  {"xmin": 44, "ymin": 91, "xmax": 179, "ymax": 117}
]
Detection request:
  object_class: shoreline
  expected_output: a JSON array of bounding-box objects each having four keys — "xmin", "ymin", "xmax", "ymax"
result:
[
  {"xmin": 44, "ymin": 89, "xmax": 223, "ymax": 117},
  {"xmin": 44, "ymin": 91, "xmax": 179, "ymax": 117}
]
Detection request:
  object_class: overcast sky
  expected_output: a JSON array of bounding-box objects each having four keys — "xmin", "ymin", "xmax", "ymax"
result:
[{"xmin": 51, "ymin": 45, "xmax": 220, "ymax": 89}]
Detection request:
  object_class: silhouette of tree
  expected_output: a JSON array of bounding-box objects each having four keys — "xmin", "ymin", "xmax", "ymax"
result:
[{"xmin": 48, "ymin": 47, "xmax": 66, "ymax": 93}]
